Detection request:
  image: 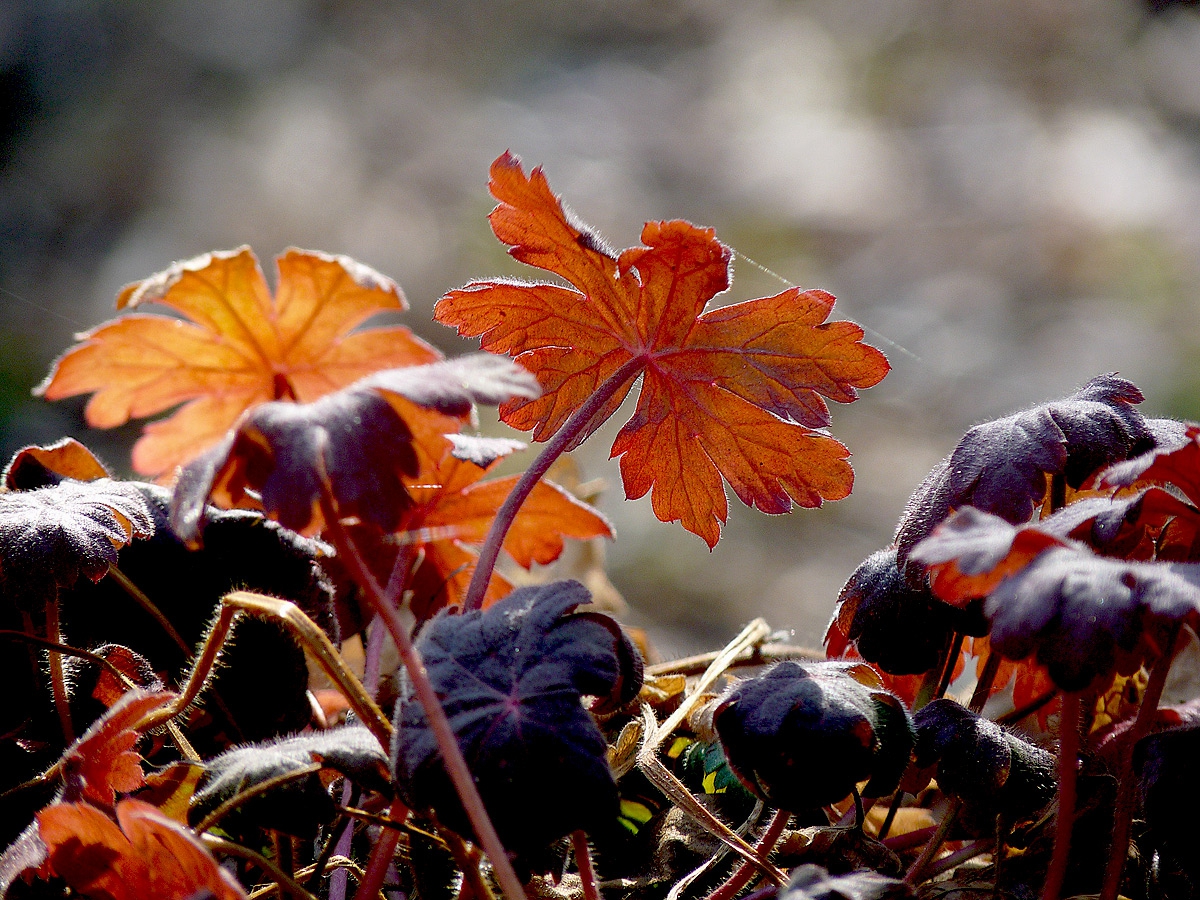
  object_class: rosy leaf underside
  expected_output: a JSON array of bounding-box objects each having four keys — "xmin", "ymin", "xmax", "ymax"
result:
[
  {"xmin": 38, "ymin": 246, "xmax": 440, "ymax": 478},
  {"xmin": 1102, "ymin": 423, "xmax": 1200, "ymax": 506},
  {"xmin": 435, "ymin": 152, "xmax": 888, "ymax": 546}
]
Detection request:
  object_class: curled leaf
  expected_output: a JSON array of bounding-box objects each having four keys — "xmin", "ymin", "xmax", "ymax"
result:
[
  {"xmin": 38, "ymin": 246, "xmax": 439, "ymax": 478},
  {"xmin": 191, "ymin": 725, "xmax": 391, "ymax": 838},
  {"xmin": 828, "ymin": 548, "xmax": 986, "ymax": 676},
  {"xmin": 912, "ymin": 699, "xmax": 1055, "ymax": 832},
  {"xmin": 894, "ymin": 374, "xmax": 1154, "ymax": 574},
  {"xmin": 3, "ymin": 438, "xmax": 110, "ymax": 490},
  {"xmin": 170, "ymin": 354, "xmax": 540, "ymax": 539},
  {"xmin": 713, "ymin": 661, "xmax": 914, "ymax": 811},
  {"xmin": 392, "ymin": 579, "xmax": 643, "ymax": 863}
]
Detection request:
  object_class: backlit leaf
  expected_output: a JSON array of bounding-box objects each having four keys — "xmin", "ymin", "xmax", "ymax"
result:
[
  {"xmin": 436, "ymin": 153, "xmax": 888, "ymax": 547},
  {"xmin": 60, "ymin": 690, "xmax": 176, "ymax": 807},
  {"xmin": 38, "ymin": 798, "xmax": 246, "ymax": 900},
  {"xmin": 38, "ymin": 247, "xmax": 440, "ymax": 478}
]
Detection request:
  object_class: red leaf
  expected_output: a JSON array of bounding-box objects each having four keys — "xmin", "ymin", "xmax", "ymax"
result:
[
  {"xmin": 62, "ymin": 690, "xmax": 176, "ymax": 807},
  {"xmin": 436, "ymin": 153, "xmax": 888, "ymax": 546},
  {"xmin": 38, "ymin": 798, "xmax": 246, "ymax": 900}
]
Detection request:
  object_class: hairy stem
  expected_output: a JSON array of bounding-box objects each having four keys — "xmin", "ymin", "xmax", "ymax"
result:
[
  {"xmin": 462, "ymin": 356, "xmax": 644, "ymax": 612},
  {"xmin": 1099, "ymin": 629, "xmax": 1183, "ymax": 900},
  {"xmin": 1043, "ymin": 691, "xmax": 1082, "ymax": 900},
  {"xmin": 572, "ymin": 831, "xmax": 602, "ymax": 900},
  {"xmin": 320, "ymin": 498, "xmax": 528, "ymax": 900},
  {"xmin": 45, "ymin": 599, "xmax": 75, "ymax": 744},
  {"xmin": 704, "ymin": 808, "xmax": 791, "ymax": 900}
]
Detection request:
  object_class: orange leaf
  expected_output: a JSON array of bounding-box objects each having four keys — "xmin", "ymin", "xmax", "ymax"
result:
[
  {"xmin": 38, "ymin": 798, "xmax": 246, "ymax": 900},
  {"xmin": 402, "ymin": 441, "xmax": 613, "ymax": 616},
  {"xmin": 436, "ymin": 153, "xmax": 888, "ymax": 546},
  {"xmin": 61, "ymin": 690, "xmax": 177, "ymax": 807},
  {"xmin": 38, "ymin": 247, "xmax": 440, "ymax": 478}
]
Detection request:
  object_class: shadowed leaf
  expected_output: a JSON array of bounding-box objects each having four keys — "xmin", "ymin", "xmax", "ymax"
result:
[{"xmin": 392, "ymin": 579, "xmax": 642, "ymax": 865}]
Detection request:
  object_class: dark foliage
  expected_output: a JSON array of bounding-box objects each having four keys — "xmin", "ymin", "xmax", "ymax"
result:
[
  {"xmin": 912, "ymin": 699, "xmax": 1055, "ymax": 833},
  {"xmin": 894, "ymin": 374, "xmax": 1154, "ymax": 575},
  {"xmin": 713, "ymin": 661, "xmax": 913, "ymax": 811},
  {"xmin": 392, "ymin": 579, "xmax": 642, "ymax": 867},
  {"xmin": 191, "ymin": 726, "xmax": 391, "ymax": 839}
]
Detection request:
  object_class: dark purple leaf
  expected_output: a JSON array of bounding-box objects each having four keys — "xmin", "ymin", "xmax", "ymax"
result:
[
  {"xmin": 391, "ymin": 579, "xmax": 642, "ymax": 865},
  {"xmin": 713, "ymin": 661, "xmax": 914, "ymax": 811},
  {"xmin": 829, "ymin": 548, "xmax": 986, "ymax": 676},
  {"xmin": 782, "ymin": 863, "xmax": 912, "ymax": 900},
  {"xmin": 895, "ymin": 374, "xmax": 1154, "ymax": 574},
  {"xmin": 0, "ymin": 479, "xmax": 154, "ymax": 612},
  {"xmin": 170, "ymin": 354, "xmax": 539, "ymax": 540},
  {"xmin": 192, "ymin": 726, "xmax": 391, "ymax": 839},
  {"xmin": 913, "ymin": 699, "xmax": 1054, "ymax": 832}
]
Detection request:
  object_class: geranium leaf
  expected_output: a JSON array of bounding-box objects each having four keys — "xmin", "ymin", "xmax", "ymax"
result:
[
  {"xmin": 191, "ymin": 726, "xmax": 391, "ymax": 839},
  {"xmin": 1102, "ymin": 422, "xmax": 1200, "ymax": 506},
  {"xmin": 912, "ymin": 699, "xmax": 1055, "ymax": 831},
  {"xmin": 38, "ymin": 798, "xmax": 247, "ymax": 900},
  {"xmin": 828, "ymin": 547, "xmax": 987, "ymax": 676},
  {"xmin": 38, "ymin": 247, "xmax": 441, "ymax": 479},
  {"xmin": 61, "ymin": 690, "xmax": 176, "ymax": 807},
  {"xmin": 894, "ymin": 374, "xmax": 1154, "ymax": 573},
  {"xmin": 713, "ymin": 660, "xmax": 914, "ymax": 811},
  {"xmin": 0, "ymin": 478, "xmax": 154, "ymax": 612},
  {"xmin": 3, "ymin": 438, "xmax": 110, "ymax": 490},
  {"xmin": 392, "ymin": 579, "xmax": 643, "ymax": 865},
  {"xmin": 436, "ymin": 153, "xmax": 888, "ymax": 547},
  {"xmin": 169, "ymin": 354, "xmax": 540, "ymax": 539}
]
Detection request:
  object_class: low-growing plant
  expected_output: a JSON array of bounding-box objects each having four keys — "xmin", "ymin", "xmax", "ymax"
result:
[{"xmin": 0, "ymin": 152, "xmax": 1196, "ymax": 900}]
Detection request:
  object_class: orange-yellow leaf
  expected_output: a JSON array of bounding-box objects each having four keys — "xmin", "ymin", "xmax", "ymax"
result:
[
  {"xmin": 38, "ymin": 247, "xmax": 440, "ymax": 478},
  {"xmin": 402, "ymin": 441, "xmax": 613, "ymax": 616},
  {"xmin": 436, "ymin": 153, "xmax": 888, "ymax": 546}
]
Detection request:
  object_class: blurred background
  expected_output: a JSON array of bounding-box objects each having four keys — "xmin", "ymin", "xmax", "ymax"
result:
[{"xmin": 4, "ymin": 0, "xmax": 1200, "ymax": 655}]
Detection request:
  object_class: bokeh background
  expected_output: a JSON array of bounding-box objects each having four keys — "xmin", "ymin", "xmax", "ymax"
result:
[{"xmin": 5, "ymin": 0, "xmax": 1200, "ymax": 655}]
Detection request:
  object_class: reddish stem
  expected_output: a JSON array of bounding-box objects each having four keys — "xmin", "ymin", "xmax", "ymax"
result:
[
  {"xmin": 462, "ymin": 356, "xmax": 644, "ymax": 612},
  {"xmin": 703, "ymin": 808, "xmax": 791, "ymax": 900},
  {"xmin": 1099, "ymin": 630, "xmax": 1183, "ymax": 900},
  {"xmin": 45, "ymin": 600, "xmax": 75, "ymax": 744},
  {"xmin": 321, "ymin": 500, "xmax": 528, "ymax": 900},
  {"xmin": 572, "ymin": 831, "xmax": 601, "ymax": 900},
  {"xmin": 1043, "ymin": 691, "xmax": 1082, "ymax": 900},
  {"xmin": 353, "ymin": 797, "xmax": 405, "ymax": 900}
]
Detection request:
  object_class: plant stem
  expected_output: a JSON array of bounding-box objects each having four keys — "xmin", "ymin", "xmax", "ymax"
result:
[
  {"xmin": 703, "ymin": 808, "xmax": 791, "ymax": 900},
  {"xmin": 1043, "ymin": 691, "xmax": 1082, "ymax": 900},
  {"xmin": 877, "ymin": 791, "xmax": 904, "ymax": 841},
  {"xmin": 462, "ymin": 356, "xmax": 644, "ymax": 612},
  {"xmin": 935, "ymin": 632, "xmax": 965, "ymax": 700},
  {"xmin": 904, "ymin": 797, "xmax": 962, "ymax": 885},
  {"xmin": 923, "ymin": 838, "xmax": 992, "ymax": 880},
  {"xmin": 44, "ymin": 599, "xmax": 75, "ymax": 744},
  {"xmin": 969, "ymin": 650, "xmax": 1001, "ymax": 714},
  {"xmin": 320, "ymin": 497, "xmax": 528, "ymax": 900},
  {"xmin": 351, "ymin": 799, "xmax": 406, "ymax": 900},
  {"xmin": 1099, "ymin": 629, "xmax": 1183, "ymax": 900},
  {"xmin": 572, "ymin": 831, "xmax": 602, "ymax": 900}
]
